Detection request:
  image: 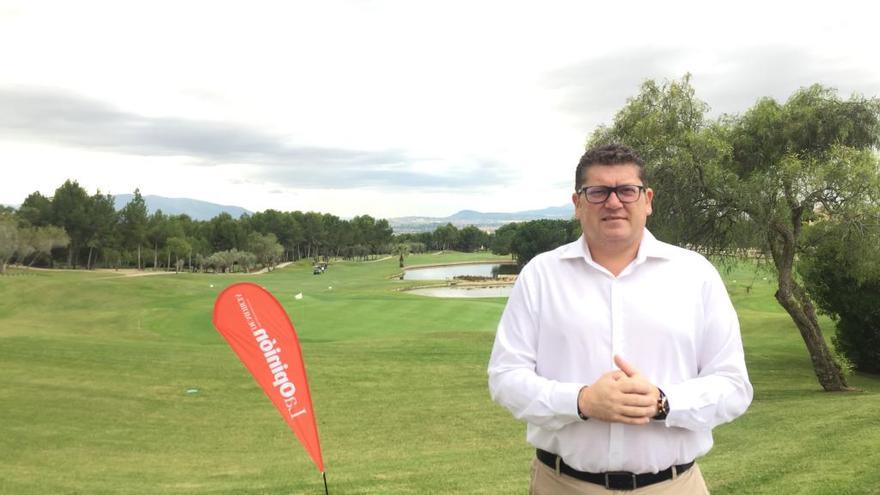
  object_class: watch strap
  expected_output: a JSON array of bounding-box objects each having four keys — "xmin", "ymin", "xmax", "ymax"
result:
[{"xmin": 653, "ymin": 388, "xmax": 668, "ymax": 420}]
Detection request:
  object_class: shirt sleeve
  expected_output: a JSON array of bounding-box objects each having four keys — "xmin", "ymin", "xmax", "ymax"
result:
[
  {"xmin": 487, "ymin": 262, "xmax": 584, "ymax": 430},
  {"xmin": 662, "ymin": 265, "xmax": 753, "ymax": 431}
]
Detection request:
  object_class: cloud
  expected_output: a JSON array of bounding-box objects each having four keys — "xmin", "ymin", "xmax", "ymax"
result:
[
  {"xmin": 258, "ymin": 158, "xmax": 506, "ymax": 190},
  {"xmin": 547, "ymin": 46, "xmax": 880, "ymax": 128},
  {"xmin": 544, "ymin": 48, "xmax": 686, "ymax": 128},
  {"xmin": 0, "ymin": 86, "xmax": 506, "ymax": 190},
  {"xmin": 694, "ymin": 46, "xmax": 880, "ymax": 116}
]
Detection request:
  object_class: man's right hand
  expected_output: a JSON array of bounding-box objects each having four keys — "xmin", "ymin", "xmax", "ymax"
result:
[{"xmin": 577, "ymin": 370, "xmax": 657, "ymax": 425}]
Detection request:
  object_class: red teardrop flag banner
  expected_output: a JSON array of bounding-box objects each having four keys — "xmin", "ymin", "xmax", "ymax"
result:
[{"xmin": 212, "ymin": 282, "xmax": 324, "ymax": 473}]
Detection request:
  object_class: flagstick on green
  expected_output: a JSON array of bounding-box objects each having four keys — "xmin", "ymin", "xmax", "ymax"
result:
[{"xmin": 322, "ymin": 471, "xmax": 329, "ymax": 495}]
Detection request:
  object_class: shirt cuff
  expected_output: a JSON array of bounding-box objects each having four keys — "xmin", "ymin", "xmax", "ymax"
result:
[
  {"xmin": 552, "ymin": 382, "xmax": 585, "ymax": 421},
  {"xmin": 660, "ymin": 381, "xmax": 710, "ymax": 429}
]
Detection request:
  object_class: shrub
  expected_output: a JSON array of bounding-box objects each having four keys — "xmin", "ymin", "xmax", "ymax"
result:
[{"xmin": 799, "ymin": 219, "xmax": 880, "ymax": 373}]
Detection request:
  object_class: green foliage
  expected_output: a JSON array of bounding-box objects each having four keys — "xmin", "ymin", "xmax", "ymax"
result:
[
  {"xmin": 118, "ymin": 189, "xmax": 149, "ymax": 267},
  {"xmin": 247, "ymin": 232, "xmax": 284, "ymax": 269},
  {"xmin": 50, "ymin": 180, "xmax": 91, "ymax": 267},
  {"xmin": 203, "ymin": 248, "xmax": 257, "ymax": 273},
  {"xmin": 17, "ymin": 191, "xmax": 53, "ymax": 227},
  {"xmin": 490, "ymin": 222, "xmax": 519, "ymax": 256},
  {"xmin": 457, "ymin": 225, "xmax": 489, "ymax": 252},
  {"xmin": 589, "ymin": 75, "xmax": 743, "ymax": 249},
  {"xmin": 799, "ymin": 219, "xmax": 880, "ymax": 373},
  {"xmin": 510, "ymin": 218, "xmax": 580, "ymax": 267},
  {"xmin": 433, "ymin": 222, "xmax": 459, "ymax": 250},
  {"xmin": 0, "ymin": 220, "xmax": 70, "ymax": 272},
  {"xmin": 0, "ymin": 218, "xmax": 18, "ymax": 273}
]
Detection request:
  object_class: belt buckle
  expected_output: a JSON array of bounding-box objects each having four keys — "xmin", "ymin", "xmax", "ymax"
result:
[{"xmin": 604, "ymin": 471, "xmax": 638, "ymax": 490}]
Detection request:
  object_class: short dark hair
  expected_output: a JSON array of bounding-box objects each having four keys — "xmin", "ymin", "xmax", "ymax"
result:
[{"xmin": 575, "ymin": 143, "xmax": 646, "ymax": 190}]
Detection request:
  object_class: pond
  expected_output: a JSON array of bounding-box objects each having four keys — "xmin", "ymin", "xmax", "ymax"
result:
[
  {"xmin": 401, "ymin": 262, "xmax": 515, "ymax": 280},
  {"xmin": 405, "ymin": 285, "xmax": 513, "ymax": 298}
]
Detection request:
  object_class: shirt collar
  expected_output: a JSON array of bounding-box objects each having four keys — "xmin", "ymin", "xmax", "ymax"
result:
[{"xmin": 559, "ymin": 228, "xmax": 675, "ymax": 264}]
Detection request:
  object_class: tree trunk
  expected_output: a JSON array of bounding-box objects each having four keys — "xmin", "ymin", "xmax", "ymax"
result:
[
  {"xmin": 775, "ymin": 272, "xmax": 851, "ymax": 391},
  {"xmin": 769, "ymin": 223, "xmax": 851, "ymax": 391},
  {"xmin": 137, "ymin": 245, "xmax": 142, "ymax": 270},
  {"xmin": 153, "ymin": 242, "xmax": 158, "ymax": 271},
  {"xmin": 68, "ymin": 243, "xmax": 76, "ymax": 268},
  {"xmin": 167, "ymin": 251, "xmax": 171, "ymax": 272},
  {"xmin": 87, "ymin": 246, "xmax": 94, "ymax": 270}
]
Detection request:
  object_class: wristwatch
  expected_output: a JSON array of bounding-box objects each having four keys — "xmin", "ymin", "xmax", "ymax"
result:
[
  {"xmin": 653, "ymin": 388, "xmax": 669, "ymax": 420},
  {"xmin": 577, "ymin": 386, "xmax": 589, "ymax": 420}
]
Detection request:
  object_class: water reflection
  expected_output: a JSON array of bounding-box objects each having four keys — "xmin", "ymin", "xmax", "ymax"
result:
[
  {"xmin": 406, "ymin": 286, "xmax": 512, "ymax": 298},
  {"xmin": 403, "ymin": 263, "xmax": 503, "ymax": 280}
]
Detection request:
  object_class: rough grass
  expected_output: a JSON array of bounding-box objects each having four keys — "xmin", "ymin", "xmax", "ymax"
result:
[{"xmin": 0, "ymin": 256, "xmax": 878, "ymax": 494}]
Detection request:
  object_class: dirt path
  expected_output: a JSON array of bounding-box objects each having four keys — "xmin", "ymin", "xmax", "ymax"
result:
[
  {"xmin": 367, "ymin": 256, "xmax": 393, "ymax": 263},
  {"xmin": 251, "ymin": 261, "xmax": 293, "ymax": 274},
  {"xmin": 16, "ymin": 262, "xmax": 295, "ymax": 278}
]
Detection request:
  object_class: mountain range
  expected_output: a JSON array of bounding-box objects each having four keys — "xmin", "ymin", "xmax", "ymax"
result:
[
  {"xmin": 113, "ymin": 194, "xmax": 252, "ymax": 221},
  {"xmin": 388, "ymin": 205, "xmax": 574, "ymax": 232},
  {"xmin": 100, "ymin": 195, "xmax": 574, "ymax": 230}
]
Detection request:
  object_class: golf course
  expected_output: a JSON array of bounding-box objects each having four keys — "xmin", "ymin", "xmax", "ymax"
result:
[{"xmin": 1, "ymin": 252, "xmax": 878, "ymax": 494}]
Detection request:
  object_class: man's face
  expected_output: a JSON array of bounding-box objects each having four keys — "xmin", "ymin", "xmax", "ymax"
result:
[{"xmin": 572, "ymin": 163, "xmax": 653, "ymax": 250}]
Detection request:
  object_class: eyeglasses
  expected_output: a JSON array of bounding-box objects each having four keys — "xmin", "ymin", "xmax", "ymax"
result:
[{"xmin": 577, "ymin": 185, "xmax": 646, "ymax": 204}]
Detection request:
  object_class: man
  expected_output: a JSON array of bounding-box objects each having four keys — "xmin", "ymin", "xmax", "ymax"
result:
[{"xmin": 488, "ymin": 144, "xmax": 752, "ymax": 494}]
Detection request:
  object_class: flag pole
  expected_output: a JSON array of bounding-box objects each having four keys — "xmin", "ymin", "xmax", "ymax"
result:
[{"xmin": 322, "ymin": 471, "xmax": 329, "ymax": 495}]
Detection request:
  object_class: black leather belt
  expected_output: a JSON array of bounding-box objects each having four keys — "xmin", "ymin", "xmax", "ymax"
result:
[{"xmin": 536, "ymin": 449, "xmax": 694, "ymax": 491}]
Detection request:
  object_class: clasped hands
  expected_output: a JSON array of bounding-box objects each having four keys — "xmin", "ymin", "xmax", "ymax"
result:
[{"xmin": 577, "ymin": 355, "xmax": 661, "ymax": 425}]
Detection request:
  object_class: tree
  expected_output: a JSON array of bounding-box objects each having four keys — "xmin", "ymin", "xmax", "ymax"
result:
[
  {"xmin": 147, "ymin": 210, "xmax": 171, "ymax": 270},
  {"xmin": 51, "ymin": 180, "xmax": 91, "ymax": 267},
  {"xmin": 491, "ymin": 223, "xmax": 520, "ymax": 256},
  {"xmin": 32, "ymin": 226, "xmax": 70, "ymax": 267},
  {"xmin": 592, "ymin": 77, "xmax": 880, "ymax": 391},
  {"xmin": 371, "ymin": 218, "xmax": 393, "ymax": 255},
  {"xmin": 14, "ymin": 227, "xmax": 36, "ymax": 265},
  {"xmin": 433, "ymin": 223, "xmax": 459, "ymax": 251},
  {"xmin": 457, "ymin": 225, "xmax": 488, "ymax": 252},
  {"xmin": 166, "ymin": 236, "xmax": 192, "ymax": 273},
  {"xmin": 85, "ymin": 191, "xmax": 118, "ymax": 269},
  {"xmin": 0, "ymin": 219, "xmax": 18, "ymax": 274},
  {"xmin": 510, "ymin": 219, "xmax": 580, "ymax": 267},
  {"xmin": 118, "ymin": 189, "xmax": 149, "ymax": 270},
  {"xmin": 208, "ymin": 212, "xmax": 245, "ymax": 252},
  {"xmin": 301, "ymin": 212, "xmax": 326, "ymax": 258},
  {"xmin": 247, "ymin": 232, "xmax": 283, "ymax": 270},
  {"xmin": 17, "ymin": 192, "xmax": 53, "ymax": 227}
]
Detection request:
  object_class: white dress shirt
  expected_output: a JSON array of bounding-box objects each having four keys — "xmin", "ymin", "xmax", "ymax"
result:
[{"xmin": 488, "ymin": 230, "xmax": 752, "ymax": 473}]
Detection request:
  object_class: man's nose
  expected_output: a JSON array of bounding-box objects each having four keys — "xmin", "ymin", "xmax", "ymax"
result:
[{"xmin": 604, "ymin": 190, "xmax": 625, "ymax": 207}]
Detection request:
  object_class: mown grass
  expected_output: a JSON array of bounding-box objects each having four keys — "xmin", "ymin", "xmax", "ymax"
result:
[{"xmin": 0, "ymin": 255, "xmax": 878, "ymax": 494}]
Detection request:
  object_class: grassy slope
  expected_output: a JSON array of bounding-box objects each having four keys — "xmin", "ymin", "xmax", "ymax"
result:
[{"xmin": 0, "ymin": 255, "xmax": 877, "ymax": 494}]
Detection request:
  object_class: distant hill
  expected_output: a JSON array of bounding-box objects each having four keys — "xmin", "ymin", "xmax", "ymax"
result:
[
  {"xmin": 113, "ymin": 194, "xmax": 252, "ymax": 221},
  {"xmin": 390, "ymin": 204, "xmax": 574, "ymax": 232}
]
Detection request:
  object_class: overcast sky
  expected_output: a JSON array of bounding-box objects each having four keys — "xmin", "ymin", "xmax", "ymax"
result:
[{"xmin": 2, "ymin": 0, "xmax": 879, "ymax": 218}]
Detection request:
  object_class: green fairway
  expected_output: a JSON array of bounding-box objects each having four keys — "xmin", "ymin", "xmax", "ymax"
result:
[{"xmin": 1, "ymin": 255, "xmax": 878, "ymax": 494}]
